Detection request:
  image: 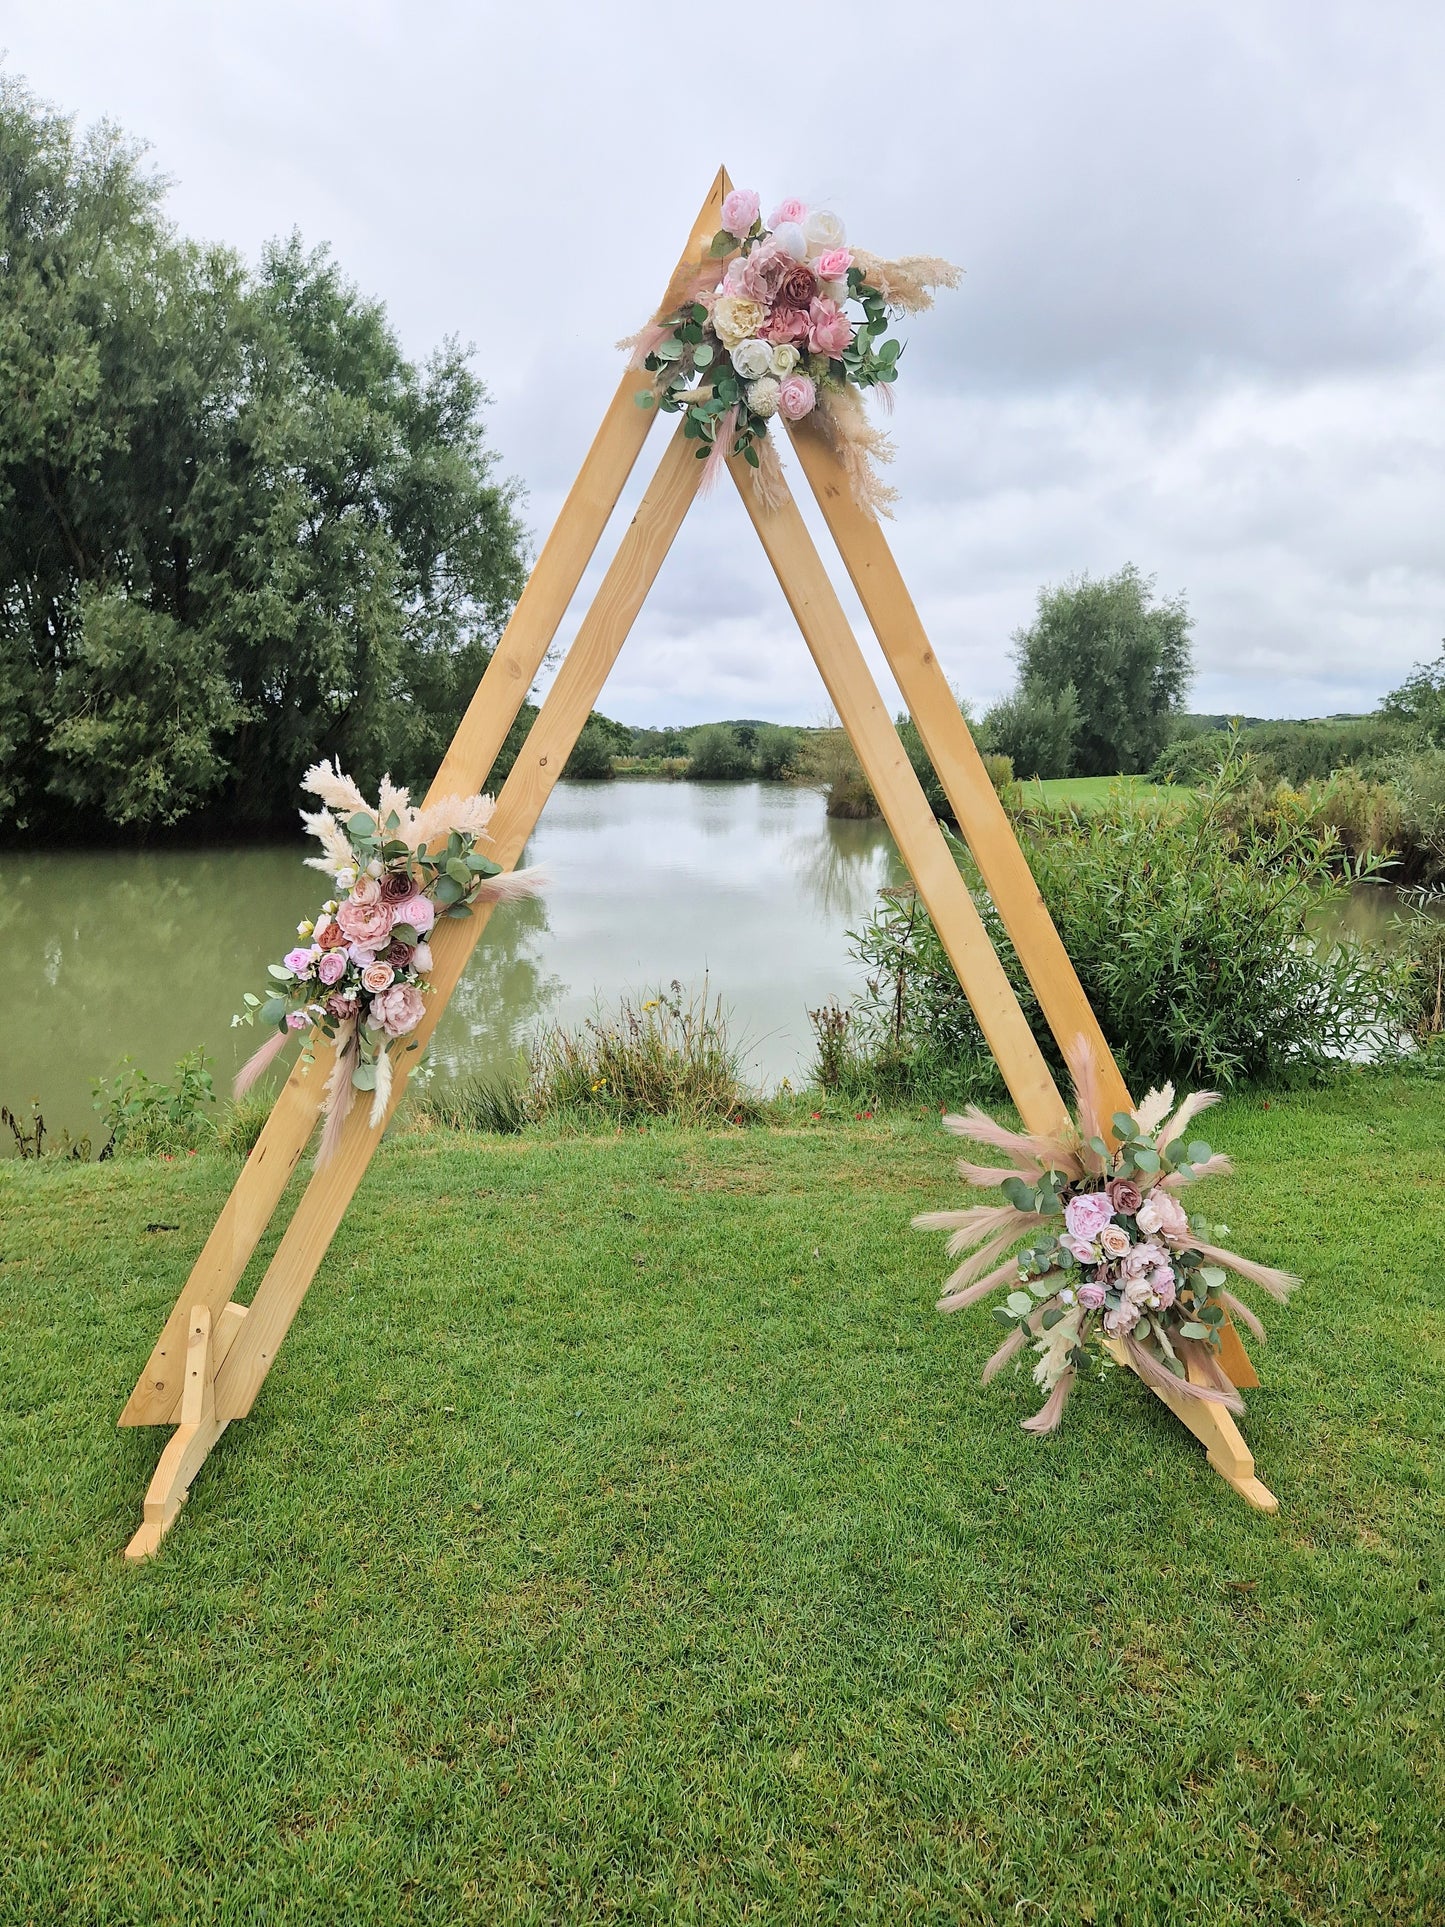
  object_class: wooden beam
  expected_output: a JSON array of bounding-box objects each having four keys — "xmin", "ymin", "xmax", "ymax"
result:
[
  {"xmin": 726, "ymin": 457, "xmax": 1069, "ymax": 1138},
  {"xmin": 120, "ymin": 172, "xmax": 730, "ymax": 1430},
  {"xmin": 784, "ymin": 418, "xmax": 1131, "ymax": 1118},
  {"xmin": 212, "ymin": 423, "xmax": 705, "ymax": 1426}
]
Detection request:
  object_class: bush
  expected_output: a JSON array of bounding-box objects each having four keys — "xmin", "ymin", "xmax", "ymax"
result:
[
  {"xmin": 982, "ymin": 678, "xmax": 1081, "ymax": 780},
  {"xmin": 1391, "ymin": 748, "xmax": 1445, "ymax": 883},
  {"xmin": 1153, "ymin": 718, "xmax": 1422, "ymax": 788},
  {"xmin": 753, "ymin": 723, "xmax": 800, "ymax": 779},
  {"xmin": 91, "ymin": 1047, "xmax": 217, "ymax": 1155},
  {"xmin": 565, "ymin": 717, "xmax": 618, "ymax": 780},
  {"xmin": 792, "ymin": 728, "xmax": 878, "ymax": 818},
  {"xmin": 423, "ymin": 1073, "xmax": 527, "ymax": 1134},
  {"xmin": 1394, "ymin": 890, "xmax": 1445, "ymax": 1040},
  {"xmin": 685, "ymin": 723, "xmax": 754, "ymax": 781},
  {"xmin": 839, "ymin": 764, "xmax": 1414, "ymax": 1092},
  {"xmin": 213, "ymin": 1091, "xmax": 272, "ymax": 1159},
  {"xmin": 527, "ymin": 982, "xmax": 761, "ymax": 1127},
  {"xmin": 894, "ymin": 713, "xmax": 1019, "ymax": 820}
]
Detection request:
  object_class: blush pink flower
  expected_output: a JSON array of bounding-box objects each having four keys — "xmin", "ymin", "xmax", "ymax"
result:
[
  {"xmin": 346, "ymin": 942, "xmax": 376, "ymax": 968},
  {"xmin": 769, "ymin": 198, "xmax": 808, "ymax": 228},
  {"xmin": 720, "ymin": 187, "xmax": 760, "ymax": 238},
  {"xmin": 1099, "ymin": 1223, "xmax": 1132, "ymax": 1260},
  {"xmin": 1076, "ymin": 1281, "xmax": 1107, "ymax": 1310},
  {"xmin": 1123, "ymin": 1240, "xmax": 1168, "ymax": 1276},
  {"xmin": 394, "ymin": 894, "xmax": 435, "ymax": 935},
  {"xmin": 1064, "ymin": 1191, "xmax": 1115, "ymax": 1244},
  {"xmin": 762, "ymin": 305, "xmax": 811, "ymax": 345},
  {"xmin": 1136, "ymin": 1190, "xmax": 1190, "ymax": 1241},
  {"xmin": 1060, "ymin": 1232, "xmax": 1100, "ymax": 1266},
  {"xmin": 317, "ymin": 950, "xmax": 347, "ymax": 986},
  {"xmin": 777, "ymin": 373, "xmax": 817, "ymax": 420},
  {"xmin": 815, "ymin": 246, "xmax": 853, "ymax": 282},
  {"xmin": 807, "ymin": 297, "xmax": 853, "ymax": 358},
  {"xmin": 1151, "ymin": 1269, "xmax": 1177, "ymax": 1307},
  {"xmin": 348, "ymin": 875, "xmax": 382, "ymax": 908},
  {"xmin": 285, "ymin": 1010, "xmax": 309, "ymax": 1030},
  {"xmin": 371, "ymin": 982, "xmax": 426, "ymax": 1037},
  {"xmin": 283, "ymin": 946, "xmax": 315, "ymax": 977},
  {"xmin": 411, "ymin": 941, "xmax": 433, "ymax": 972},
  {"xmin": 361, "ymin": 962, "xmax": 395, "ymax": 993},
  {"xmin": 336, "ymin": 895, "xmax": 392, "ymax": 948}
]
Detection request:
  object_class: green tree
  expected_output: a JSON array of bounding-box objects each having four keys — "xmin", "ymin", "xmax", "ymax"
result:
[
  {"xmin": 1003, "ymin": 565, "xmax": 1192, "ymax": 777},
  {"xmin": 982, "ymin": 679, "xmax": 1081, "ymax": 780},
  {"xmin": 564, "ymin": 717, "xmax": 617, "ymax": 780},
  {"xmin": 0, "ymin": 76, "xmax": 527, "ymax": 834},
  {"xmin": 1379, "ymin": 645, "xmax": 1445, "ymax": 740},
  {"xmin": 753, "ymin": 723, "xmax": 800, "ymax": 778},
  {"xmin": 686, "ymin": 723, "xmax": 754, "ymax": 780}
]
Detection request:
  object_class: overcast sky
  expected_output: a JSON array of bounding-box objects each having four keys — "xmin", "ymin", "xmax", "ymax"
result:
[{"xmin": 7, "ymin": 0, "xmax": 1442, "ymax": 725}]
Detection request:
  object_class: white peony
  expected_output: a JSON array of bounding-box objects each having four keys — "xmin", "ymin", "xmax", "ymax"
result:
[
  {"xmin": 712, "ymin": 294, "xmax": 766, "ymax": 349},
  {"xmin": 769, "ymin": 341, "xmax": 801, "ymax": 378},
  {"xmin": 730, "ymin": 337, "xmax": 774, "ymax": 381},
  {"xmin": 771, "ymin": 220, "xmax": 808, "ymax": 262},
  {"xmin": 803, "ymin": 209, "xmax": 846, "ymax": 258},
  {"xmin": 745, "ymin": 376, "xmax": 781, "ymax": 418}
]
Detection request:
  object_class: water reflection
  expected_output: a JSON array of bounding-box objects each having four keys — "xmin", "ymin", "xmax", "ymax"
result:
[{"xmin": 3, "ymin": 782, "xmax": 900, "ymax": 1140}]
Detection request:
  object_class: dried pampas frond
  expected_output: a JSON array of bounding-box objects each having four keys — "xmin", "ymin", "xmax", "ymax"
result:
[
  {"xmin": 300, "ymin": 808, "xmax": 356, "ymax": 875},
  {"xmin": 1189, "ymin": 1241, "xmax": 1300, "ymax": 1306},
  {"xmin": 1020, "ymin": 1368, "xmax": 1074, "ymax": 1434},
  {"xmin": 1154, "ymin": 1088, "xmax": 1221, "ymax": 1151},
  {"xmin": 301, "ymin": 760, "xmax": 369, "ymax": 816},
  {"xmin": 405, "ymin": 792, "xmax": 497, "ymax": 852},
  {"xmin": 937, "ymin": 1251, "xmax": 1034, "ymax": 1315},
  {"xmin": 980, "ymin": 1323, "xmax": 1029, "ymax": 1383},
  {"xmin": 469, "ymin": 865, "xmax": 548, "ymax": 906},
  {"xmin": 699, "ymin": 405, "xmax": 738, "ymax": 497},
  {"xmin": 750, "ymin": 433, "xmax": 789, "ymax": 512},
  {"xmin": 1133, "ymin": 1083, "xmax": 1176, "ymax": 1136},
  {"xmin": 233, "ymin": 1028, "xmax": 289, "ymax": 1099},
  {"xmin": 617, "ymin": 320, "xmax": 670, "ymax": 370},
  {"xmin": 377, "ymin": 775, "xmax": 411, "ymax": 824},
  {"xmin": 849, "ymin": 250, "xmax": 962, "ymax": 313},
  {"xmin": 814, "ymin": 386, "xmax": 898, "ymax": 519},
  {"xmin": 368, "ymin": 1043, "xmax": 393, "ymax": 1132},
  {"xmin": 315, "ymin": 1025, "xmax": 359, "ymax": 1170}
]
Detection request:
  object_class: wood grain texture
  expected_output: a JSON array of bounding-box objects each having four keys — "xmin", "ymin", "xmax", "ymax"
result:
[
  {"xmin": 120, "ymin": 174, "xmax": 730, "ymax": 1430},
  {"xmin": 726, "ymin": 456, "xmax": 1069, "ymax": 1138},
  {"xmin": 213, "ymin": 425, "xmax": 704, "ymax": 1424}
]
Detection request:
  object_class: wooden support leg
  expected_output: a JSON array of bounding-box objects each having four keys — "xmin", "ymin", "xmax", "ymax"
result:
[
  {"xmin": 727, "ymin": 455, "xmax": 1069, "ymax": 1138},
  {"xmin": 125, "ymin": 1303, "xmax": 248, "ymax": 1561},
  {"xmin": 1103, "ymin": 1336, "xmax": 1277, "ymax": 1512},
  {"xmin": 119, "ymin": 170, "xmax": 731, "ymax": 1433}
]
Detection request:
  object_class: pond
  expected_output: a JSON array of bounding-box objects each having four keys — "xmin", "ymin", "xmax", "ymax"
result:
[{"xmin": 1, "ymin": 781, "xmax": 905, "ymax": 1147}]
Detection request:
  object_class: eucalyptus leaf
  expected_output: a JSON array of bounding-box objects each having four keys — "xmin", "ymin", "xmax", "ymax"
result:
[{"xmin": 1178, "ymin": 1320, "xmax": 1209, "ymax": 1340}]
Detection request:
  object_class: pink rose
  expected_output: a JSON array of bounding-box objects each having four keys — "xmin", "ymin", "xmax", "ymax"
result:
[
  {"xmin": 762, "ymin": 305, "xmax": 811, "ymax": 345},
  {"xmin": 1136, "ymin": 1190, "xmax": 1190, "ymax": 1241},
  {"xmin": 336, "ymin": 895, "xmax": 392, "ymax": 948},
  {"xmin": 347, "ymin": 942, "xmax": 376, "ymax": 967},
  {"xmin": 1076, "ymin": 1282, "xmax": 1106, "ymax": 1310},
  {"xmin": 348, "ymin": 875, "xmax": 382, "ymax": 908},
  {"xmin": 394, "ymin": 894, "xmax": 435, "ymax": 935},
  {"xmin": 815, "ymin": 246, "xmax": 852, "ymax": 281},
  {"xmin": 371, "ymin": 982, "xmax": 426, "ymax": 1037},
  {"xmin": 411, "ymin": 941, "xmax": 433, "ymax": 972},
  {"xmin": 721, "ymin": 188, "xmax": 760, "ymax": 238},
  {"xmin": 1151, "ymin": 1269, "xmax": 1177, "ymax": 1307},
  {"xmin": 283, "ymin": 946, "xmax": 315, "ymax": 977},
  {"xmin": 807, "ymin": 297, "xmax": 853, "ymax": 358},
  {"xmin": 1107, "ymin": 1178, "xmax": 1143, "ymax": 1216},
  {"xmin": 1123, "ymin": 1240, "xmax": 1168, "ymax": 1276},
  {"xmin": 317, "ymin": 950, "xmax": 347, "ymax": 986},
  {"xmin": 769, "ymin": 198, "xmax": 808, "ymax": 228},
  {"xmin": 777, "ymin": 373, "xmax": 816, "ymax": 420},
  {"xmin": 361, "ymin": 962, "xmax": 395, "ymax": 993},
  {"xmin": 1064, "ymin": 1191, "xmax": 1115, "ymax": 1244},
  {"xmin": 285, "ymin": 1010, "xmax": 309, "ymax": 1030},
  {"xmin": 1060, "ymin": 1232, "xmax": 1100, "ymax": 1265},
  {"xmin": 1099, "ymin": 1223, "xmax": 1132, "ymax": 1260}
]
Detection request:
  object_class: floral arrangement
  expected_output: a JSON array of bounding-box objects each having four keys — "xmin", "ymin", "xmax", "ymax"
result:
[
  {"xmin": 232, "ymin": 763, "xmax": 543, "ymax": 1165},
  {"xmin": 915, "ymin": 1044, "xmax": 1298, "ymax": 1433},
  {"xmin": 625, "ymin": 188, "xmax": 960, "ymax": 516}
]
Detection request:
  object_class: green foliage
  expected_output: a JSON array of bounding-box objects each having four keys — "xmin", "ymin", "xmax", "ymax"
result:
[
  {"xmin": 792, "ymin": 727, "xmax": 878, "ymax": 818},
  {"xmin": 1155, "ymin": 716, "xmax": 1423, "ymax": 787},
  {"xmin": 0, "ymin": 76, "xmax": 526, "ymax": 835},
  {"xmin": 995, "ymin": 565, "xmax": 1192, "ymax": 778},
  {"xmin": 1393, "ymin": 890, "xmax": 1445, "ymax": 1040},
  {"xmin": 564, "ymin": 717, "xmax": 619, "ymax": 780},
  {"xmin": 752, "ymin": 722, "xmax": 800, "ymax": 779},
  {"xmin": 90, "ymin": 1046, "xmax": 216, "ymax": 1153},
  {"xmin": 1379, "ymin": 644, "xmax": 1445, "ymax": 739},
  {"xmin": 211, "ymin": 1091, "xmax": 272, "ymax": 1160},
  {"xmin": 422, "ymin": 1072, "xmax": 528, "ymax": 1134},
  {"xmin": 685, "ymin": 723, "xmax": 753, "ymax": 781},
  {"xmin": 527, "ymin": 983, "xmax": 760, "ymax": 1127},
  {"xmin": 843, "ymin": 763, "xmax": 1414, "ymax": 1092}
]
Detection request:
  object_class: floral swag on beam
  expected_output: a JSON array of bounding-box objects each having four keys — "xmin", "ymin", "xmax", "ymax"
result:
[
  {"xmin": 623, "ymin": 188, "xmax": 960, "ymax": 517},
  {"xmin": 915, "ymin": 1040, "xmax": 1299, "ymax": 1434},
  {"xmin": 232, "ymin": 763, "xmax": 544, "ymax": 1166}
]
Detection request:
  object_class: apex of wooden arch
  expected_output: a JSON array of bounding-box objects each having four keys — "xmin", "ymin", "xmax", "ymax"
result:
[{"xmin": 118, "ymin": 172, "xmax": 1275, "ymax": 1561}]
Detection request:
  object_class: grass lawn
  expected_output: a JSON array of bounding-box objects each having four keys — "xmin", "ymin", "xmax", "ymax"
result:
[
  {"xmin": 1, "ymin": 1079, "xmax": 1442, "ymax": 1923},
  {"xmin": 1019, "ymin": 774, "xmax": 1177, "ymax": 809}
]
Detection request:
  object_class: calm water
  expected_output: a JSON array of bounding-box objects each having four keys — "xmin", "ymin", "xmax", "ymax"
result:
[{"xmin": 2, "ymin": 782, "xmax": 904, "ymax": 1145}]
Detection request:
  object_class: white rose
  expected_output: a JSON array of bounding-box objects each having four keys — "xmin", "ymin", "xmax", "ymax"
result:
[
  {"xmin": 769, "ymin": 341, "xmax": 801, "ymax": 378},
  {"xmin": 730, "ymin": 337, "xmax": 774, "ymax": 381},
  {"xmin": 771, "ymin": 220, "xmax": 808, "ymax": 262},
  {"xmin": 746, "ymin": 376, "xmax": 781, "ymax": 418},
  {"xmin": 803, "ymin": 209, "xmax": 846, "ymax": 258}
]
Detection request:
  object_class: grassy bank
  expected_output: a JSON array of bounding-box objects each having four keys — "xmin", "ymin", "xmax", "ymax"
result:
[{"xmin": 1, "ymin": 1081, "xmax": 1442, "ymax": 1922}]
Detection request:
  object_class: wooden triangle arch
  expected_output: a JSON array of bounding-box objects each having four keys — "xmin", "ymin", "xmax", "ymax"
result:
[{"xmin": 119, "ymin": 169, "xmax": 1276, "ymax": 1561}]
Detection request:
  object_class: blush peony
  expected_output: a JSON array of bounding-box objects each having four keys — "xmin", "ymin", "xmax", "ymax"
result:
[
  {"xmin": 371, "ymin": 982, "xmax": 426, "ymax": 1037},
  {"xmin": 1064, "ymin": 1190, "xmax": 1115, "ymax": 1244},
  {"xmin": 777, "ymin": 373, "xmax": 816, "ymax": 420},
  {"xmin": 394, "ymin": 894, "xmax": 435, "ymax": 936},
  {"xmin": 336, "ymin": 895, "xmax": 392, "ymax": 948},
  {"xmin": 1136, "ymin": 1190, "xmax": 1190, "ymax": 1240},
  {"xmin": 807, "ymin": 297, "xmax": 853, "ymax": 358},
  {"xmin": 769, "ymin": 197, "xmax": 808, "ymax": 228},
  {"xmin": 720, "ymin": 187, "xmax": 760, "ymax": 238},
  {"xmin": 317, "ymin": 951, "xmax": 347, "ymax": 986}
]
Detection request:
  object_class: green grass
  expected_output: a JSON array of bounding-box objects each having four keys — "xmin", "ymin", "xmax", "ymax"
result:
[
  {"xmin": 1020, "ymin": 774, "xmax": 1176, "ymax": 809},
  {"xmin": 1, "ymin": 1080, "xmax": 1442, "ymax": 1923}
]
